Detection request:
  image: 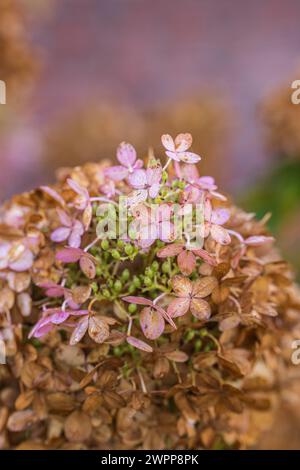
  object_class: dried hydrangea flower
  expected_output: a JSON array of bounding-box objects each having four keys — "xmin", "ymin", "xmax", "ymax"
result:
[{"xmin": 0, "ymin": 130, "xmax": 299, "ymax": 450}]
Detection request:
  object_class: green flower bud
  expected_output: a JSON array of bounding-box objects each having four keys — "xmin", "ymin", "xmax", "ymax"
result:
[
  {"xmin": 162, "ymin": 261, "xmax": 170, "ymax": 273},
  {"xmin": 125, "ymin": 244, "xmax": 134, "ymax": 256},
  {"xmin": 91, "ymin": 282, "xmax": 98, "ymax": 293},
  {"xmin": 145, "ymin": 267, "xmax": 154, "ymax": 278},
  {"xmin": 117, "ymin": 239, "xmax": 124, "ymax": 249},
  {"xmin": 96, "ymin": 266, "xmax": 102, "ymax": 277},
  {"xmin": 199, "ymin": 328, "xmax": 208, "ymax": 338},
  {"xmin": 102, "ymin": 288, "xmax": 111, "ymax": 299},
  {"xmin": 185, "ymin": 330, "xmax": 195, "ymax": 343},
  {"xmin": 128, "ymin": 303, "xmax": 137, "ymax": 314},
  {"xmin": 144, "ymin": 276, "xmax": 152, "ymax": 287},
  {"xmin": 151, "ymin": 261, "xmax": 159, "ymax": 272},
  {"xmin": 114, "ymin": 280, "xmax": 122, "ymax": 292},
  {"xmin": 90, "ymin": 247, "xmax": 98, "ymax": 256},
  {"xmin": 111, "ymin": 249, "xmax": 121, "ymax": 260},
  {"xmin": 121, "ymin": 268, "xmax": 130, "ymax": 281},
  {"xmin": 133, "ymin": 276, "xmax": 141, "ymax": 288},
  {"xmin": 101, "ymin": 239, "xmax": 109, "ymax": 250},
  {"xmin": 128, "ymin": 284, "xmax": 136, "ymax": 294},
  {"xmin": 194, "ymin": 339, "xmax": 203, "ymax": 352},
  {"xmin": 162, "ymin": 170, "xmax": 168, "ymax": 182}
]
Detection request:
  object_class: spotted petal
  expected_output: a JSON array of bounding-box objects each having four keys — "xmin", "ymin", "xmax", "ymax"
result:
[
  {"xmin": 161, "ymin": 134, "xmax": 175, "ymax": 152},
  {"xmin": 140, "ymin": 307, "xmax": 165, "ymax": 340},
  {"xmin": 157, "ymin": 243, "xmax": 184, "ymax": 258},
  {"xmin": 177, "ymin": 250, "xmax": 196, "ymax": 276},
  {"xmin": 70, "ymin": 316, "xmax": 89, "ymax": 345},
  {"xmin": 128, "ymin": 169, "xmax": 147, "ymax": 189},
  {"xmin": 104, "ymin": 165, "xmax": 129, "ymax": 181},
  {"xmin": 117, "ymin": 142, "xmax": 137, "ymax": 167},
  {"xmin": 126, "ymin": 335, "xmax": 153, "ymax": 353},
  {"xmin": 167, "ymin": 297, "xmax": 190, "ymax": 318},
  {"xmin": 190, "ymin": 298, "xmax": 211, "ymax": 320},
  {"xmin": 170, "ymin": 275, "xmax": 193, "ymax": 296},
  {"xmin": 210, "ymin": 224, "xmax": 231, "ymax": 245}
]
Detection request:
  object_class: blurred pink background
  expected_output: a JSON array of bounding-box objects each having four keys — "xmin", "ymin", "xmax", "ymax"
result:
[{"xmin": 1, "ymin": 0, "xmax": 300, "ymax": 201}]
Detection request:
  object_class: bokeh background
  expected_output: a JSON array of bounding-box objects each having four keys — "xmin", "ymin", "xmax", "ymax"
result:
[{"xmin": 1, "ymin": 0, "xmax": 300, "ymax": 449}]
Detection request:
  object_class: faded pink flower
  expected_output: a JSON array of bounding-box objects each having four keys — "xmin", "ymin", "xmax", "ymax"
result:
[
  {"xmin": 157, "ymin": 242, "xmax": 216, "ymax": 275},
  {"xmin": 51, "ymin": 208, "xmax": 84, "ymax": 249},
  {"xmin": 69, "ymin": 314, "xmax": 114, "ymax": 345},
  {"xmin": 29, "ymin": 308, "xmax": 89, "ymax": 339},
  {"xmin": 167, "ymin": 275, "xmax": 217, "ymax": 320},
  {"xmin": 202, "ymin": 199, "xmax": 231, "ymax": 245},
  {"xmin": 122, "ymin": 295, "xmax": 176, "ymax": 337},
  {"xmin": 56, "ymin": 247, "xmax": 96, "ymax": 279},
  {"xmin": 129, "ymin": 204, "xmax": 174, "ymax": 249},
  {"xmin": 128, "ymin": 166, "xmax": 162, "ymax": 199},
  {"xmin": 67, "ymin": 178, "xmax": 92, "ymax": 229},
  {"xmin": 104, "ymin": 142, "xmax": 143, "ymax": 181},
  {"xmin": 38, "ymin": 281, "xmax": 81, "ymax": 310},
  {"xmin": 161, "ymin": 133, "xmax": 201, "ymax": 164}
]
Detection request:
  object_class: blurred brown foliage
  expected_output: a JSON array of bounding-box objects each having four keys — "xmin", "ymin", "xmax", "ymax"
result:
[
  {"xmin": 44, "ymin": 94, "xmax": 230, "ymax": 180},
  {"xmin": 261, "ymin": 79, "xmax": 300, "ymax": 160}
]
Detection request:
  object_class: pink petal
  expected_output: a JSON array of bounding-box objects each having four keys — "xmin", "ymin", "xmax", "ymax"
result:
[
  {"xmin": 126, "ymin": 189, "xmax": 148, "ymax": 208},
  {"xmin": 155, "ymin": 305, "xmax": 177, "ymax": 329},
  {"xmin": 56, "ymin": 247, "xmax": 83, "ymax": 263},
  {"xmin": 210, "ymin": 208, "xmax": 230, "ymax": 225},
  {"xmin": 157, "ymin": 243, "xmax": 184, "ymax": 258},
  {"xmin": 190, "ymin": 298, "xmax": 211, "ymax": 320},
  {"xmin": 67, "ymin": 178, "xmax": 89, "ymax": 199},
  {"xmin": 133, "ymin": 159, "xmax": 144, "ymax": 170},
  {"xmin": 210, "ymin": 224, "xmax": 231, "ymax": 245},
  {"xmin": 70, "ymin": 316, "xmax": 89, "ymax": 345},
  {"xmin": 79, "ymin": 256, "xmax": 96, "ymax": 279},
  {"xmin": 177, "ymin": 250, "xmax": 196, "ymax": 276},
  {"xmin": 170, "ymin": 275, "xmax": 193, "ymax": 296},
  {"xmin": 122, "ymin": 296, "xmax": 153, "ymax": 306},
  {"xmin": 29, "ymin": 316, "xmax": 52, "ymax": 339},
  {"xmin": 88, "ymin": 316, "xmax": 110, "ymax": 343},
  {"xmin": 40, "ymin": 186, "xmax": 65, "ymax": 206},
  {"xmin": 104, "ymin": 165, "xmax": 129, "ymax": 181},
  {"xmin": 57, "ymin": 208, "xmax": 72, "ymax": 227},
  {"xmin": 140, "ymin": 307, "xmax": 165, "ymax": 340},
  {"xmin": 82, "ymin": 205, "xmax": 92, "ymax": 231},
  {"xmin": 117, "ymin": 142, "xmax": 137, "ymax": 167},
  {"xmin": 68, "ymin": 221, "xmax": 84, "ymax": 248},
  {"xmin": 175, "ymin": 133, "xmax": 192, "ymax": 152},
  {"xmin": 165, "ymin": 150, "xmax": 180, "ymax": 161},
  {"xmin": 181, "ymin": 163, "xmax": 199, "ymax": 182},
  {"xmin": 70, "ymin": 310, "xmax": 89, "ymax": 316},
  {"xmin": 244, "ymin": 236, "xmax": 274, "ymax": 246},
  {"xmin": 9, "ymin": 249, "xmax": 33, "ymax": 272},
  {"xmin": 192, "ymin": 248, "xmax": 217, "ymax": 266},
  {"xmin": 149, "ymin": 183, "xmax": 160, "ymax": 199},
  {"xmin": 126, "ymin": 336, "xmax": 153, "ymax": 353},
  {"xmin": 161, "ymin": 134, "xmax": 175, "ymax": 152},
  {"xmin": 197, "ymin": 176, "xmax": 217, "ymax": 191},
  {"xmin": 50, "ymin": 310, "xmax": 70, "ymax": 324},
  {"xmin": 128, "ymin": 169, "xmax": 147, "ymax": 189},
  {"xmin": 178, "ymin": 151, "xmax": 201, "ymax": 164},
  {"xmin": 43, "ymin": 285, "xmax": 65, "ymax": 297},
  {"xmin": 167, "ymin": 297, "xmax": 190, "ymax": 318},
  {"xmin": 51, "ymin": 227, "xmax": 71, "ymax": 243},
  {"xmin": 32, "ymin": 323, "xmax": 53, "ymax": 338}
]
